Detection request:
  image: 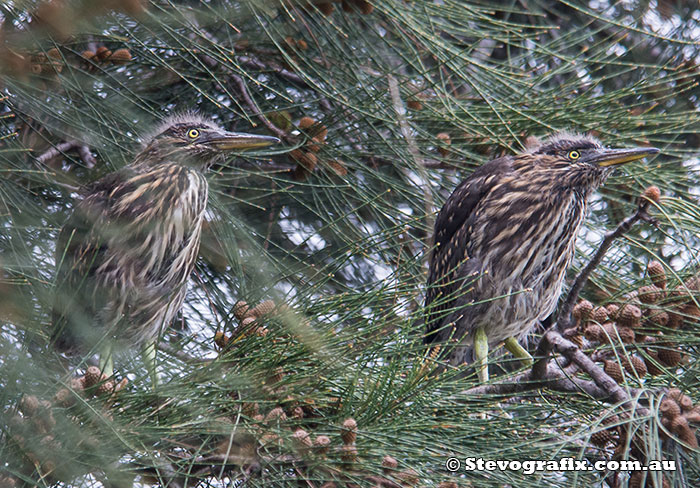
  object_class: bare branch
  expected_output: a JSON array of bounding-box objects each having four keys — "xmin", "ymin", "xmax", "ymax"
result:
[
  {"xmin": 34, "ymin": 141, "xmax": 96, "ymax": 168},
  {"xmin": 558, "ymin": 198, "xmax": 656, "ymax": 330}
]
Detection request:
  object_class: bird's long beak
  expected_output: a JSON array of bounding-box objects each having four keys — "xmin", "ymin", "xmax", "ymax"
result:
[
  {"xmin": 207, "ymin": 131, "xmax": 280, "ymax": 150},
  {"xmin": 588, "ymin": 147, "xmax": 659, "ymax": 167}
]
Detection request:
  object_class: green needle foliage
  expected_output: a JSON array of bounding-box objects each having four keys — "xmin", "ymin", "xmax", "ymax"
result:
[{"xmin": 0, "ymin": 0, "xmax": 698, "ymax": 487}]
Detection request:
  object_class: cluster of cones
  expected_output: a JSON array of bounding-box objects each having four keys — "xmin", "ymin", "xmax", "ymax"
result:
[
  {"xmin": 288, "ymin": 116, "xmax": 347, "ymax": 180},
  {"xmin": 659, "ymin": 388, "xmax": 699, "ymax": 450},
  {"xmin": 589, "ymin": 412, "xmax": 673, "ymax": 488},
  {"xmin": 567, "ymin": 257, "xmax": 700, "ymax": 383},
  {"xmin": 215, "ymin": 300, "xmax": 279, "ymax": 348},
  {"xmin": 7, "ymin": 371, "xmax": 126, "ymax": 480},
  {"xmin": 80, "ymin": 46, "xmax": 132, "ymax": 66}
]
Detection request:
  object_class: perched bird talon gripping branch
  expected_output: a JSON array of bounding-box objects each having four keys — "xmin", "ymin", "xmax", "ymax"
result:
[
  {"xmin": 51, "ymin": 113, "xmax": 280, "ymax": 385},
  {"xmin": 424, "ymin": 133, "xmax": 658, "ymax": 383}
]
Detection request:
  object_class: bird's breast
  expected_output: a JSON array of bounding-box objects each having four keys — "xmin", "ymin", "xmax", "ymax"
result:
[{"xmin": 102, "ymin": 165, "xmax": 208, "ymax": 291}]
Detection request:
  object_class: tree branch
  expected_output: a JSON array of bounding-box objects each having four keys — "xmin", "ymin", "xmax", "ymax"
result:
[
  {"xmin": 557, "ymin": 198, "xmax": 656, "ymax": 330},
  {"xmin": 34, "ymin": 140, "xmax": 96, "ymax": 168}
]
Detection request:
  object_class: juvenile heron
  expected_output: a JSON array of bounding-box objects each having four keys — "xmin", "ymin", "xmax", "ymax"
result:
[
  {"xmin": 51, "ymin": 113, "xmax": 279, "ymax": 382},
  {"xmin": 424, "ymin": 133, "xmax": 658, "ymax": 382}
]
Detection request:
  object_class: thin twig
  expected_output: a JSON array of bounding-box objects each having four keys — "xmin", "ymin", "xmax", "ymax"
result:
[
  {"xmin": 557, "ymin": 199, "xmax": 656, "ymax": 330},
  {"xmin": 34, "ymin": 140, "xmax": 96, "ymax": 168},
  {"xmin": 230, "ymin": 73, "xmax": 289, "ymax": 140}
]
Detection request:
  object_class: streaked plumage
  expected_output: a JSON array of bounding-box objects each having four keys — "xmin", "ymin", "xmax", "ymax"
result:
[
  {"xmin": 424, "ymin": 133, "xmax": 658, "ymax": 374},
  {"xmin": 52, "ymin": 113, "xmax": 279, "ymax": 361}
]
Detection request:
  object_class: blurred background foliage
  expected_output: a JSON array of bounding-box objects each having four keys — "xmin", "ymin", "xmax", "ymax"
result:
[{"xmin": 0, "ymin": 0, "xmax": 698, "ymax": 486}]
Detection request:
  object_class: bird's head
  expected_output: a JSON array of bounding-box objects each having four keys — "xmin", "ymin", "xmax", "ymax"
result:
[
  {"xmin": 526, "ymin": 132, "xmax": 659, "ymax": 188},
  {"xmin": 134, "ymin": 113, "xmax": 280, "ymax": 169}
]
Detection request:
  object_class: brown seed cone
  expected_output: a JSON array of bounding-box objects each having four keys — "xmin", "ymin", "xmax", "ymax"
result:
[
  {"xmin": 255, "ymin": 326, "xmax": 269, "ymax": 337},
  {"xmin": 326, "ymin": 159, "xmax": 348, "ymax": 176},
  {"xmin": 629, "ymin": 471, "xmax": 670, "ymax": 488},
  {"xmin": 614, "ymin": 326, "xmax": 636, "ymax": 344},
  {"xmin": 646, "ymin": 310, "xmax": 669, "ymax": 330},
  {"xmin": 242, "ymin": 402, "xmax": 259, "ymax": 417},
  {"xmin": 318, "ymin": 3, "xmax": 334, "ymax": 15},
  {"xmin": 436, "ymin": 132, "xmax": 451, "ymax": 157},
  {"xmin": 406, "ymin": 99, "xmax": 422, "ymax": 110},
  {"xmin": 643, "ymin": 185, "xmax": 661, "ymax": 204},
  {"xmin": 20, "ymin": 395, "xmax": 39, "ymax": 416},
  {"xmin": 108, "ymin": 48, "xmax": 132, "ymax": 65},
  {"xmin": 54, "ymin": 388, "xmax": 74, "ymax": 408},
  {"xmin": 298, "ymin": 116, "xmax": 316, "ymax": 130},
  {"xmin": 291, "ymin": 149, "xmax": 318, "ymax": 178},
  {"xmin": 638, "ymin": 285, "xmax": 663, "ymax": 305},
  {"xmin": 622, "ymin": 356, "xmax": 647, "ymax": 377},
  {"xmin": 355, "ymin": 0, "xmax": 373, "ymax": 14},
  {"xmin": 606, "ymin": 303, "xmax": 620, "ymax": 319},
  {"xmin": 314, "ymin": 435, "xmax": 331, "ymax": 454},
  {"xmin": 657, "ymin": 345, "xmax": 681, "ymax": 367},
  {"xmin": 70, "ymin": 377, "xmax": 85, "ymax": 392},
  {"xmin": 241, "ymin": 316, "xmax": 256, "ymax": 330},
  {"xmin": 252, "ymin": 300, "xmax": 276, "ymax": 318},
  {"xmin": 259, "ymin": 432, "xmax": 281, "ymax": 448},
  {"xmin": 97, "ymin": 379, "xmax": 115, "ymax": 396},
  {"xmin": 340, "ymin": 444, "xmax": 358, "ymax": 464},
  {"xmin": 437, "ymin": 483, "xmax": 458, "ymax": 488},
  {"xmin": 573, "ymin": 299, "xmax": 594, "ymax": 322},
  {"xmin": 681, "ymin": 303, "xmax": 700, "ymax": 323},
  {"xmin": 590, "ymin": 429, "xmax": 614, "ymax": 447},
  {"xmin": 660, "ymin": 398, "xmax": 681, "ymax": 420},
  {"xmin": 84, "ymin": 366, "xmax": 102, "ymax": 388},
  {"xmin": 80, "ymin": 50, "xmax": 96, "ymax": 61},
  {"xmin": 396, "ymin": 469, "xmax": 419, "ymax": 486},
  {"xmin": 295, "ymin": 39, "xmax": 308, "ymax": 50},
  {"xmin": 233, "ymin": 300, "xmax": 250, "ymax": 320},
  {"xmin": 253, "ymin": 413, "xmax": 264, "ymax": 423},
  {"xmin": 583, "ymin": 324, "xmax": 604, "ymax": 342},
  {"xmin": 591, "ymin": 306, "xmax": 608, "ymax": 324},
  {"xmin": 685, "ymin": 408, "xmax": 700, "ymax": 423},
  {"xmin": 382, "ymin": 454, "xmax": 398, "ymax": 473},
  {"xmin": 95, "ymin": 46, "xmax": 112, "ymax": 61},
  {"xmin": 341, "ymin": 417, "xmax": 357, "ymax": 445},
  {"xmin": 644, "ymin": 350, "xmax": 664, "ymax": 376},
  {"xmin": 265, "ymin": 407, "xmax": 287, "ymax": 424},
  {"xmin": 617, "ymin": 304, "xmax": 642, "ymax": 328},
  {"xmin": 647, "ymin": 260, "xmax": 666, "ymax": 289},
  {"xmin": 603, "ymin": 360, "xmax": 625, "ymax": 384},
  {"xmin": 292, "ymin": 428, "xmax": 313, "ymax": 449},
  {"xmin": 291, "ymin": 406, "xmax": 304, "ymax": 419},
  {"xmin": 671, "ymin": 416, "xmax": 699, "ymax": 449},
  {"xmin": 563, "ymin": 330, "xmax": 584, "ymax": 348},
  {"xmin": 666, "ymin": 311, "xmax": 683, "ymax": 330}
]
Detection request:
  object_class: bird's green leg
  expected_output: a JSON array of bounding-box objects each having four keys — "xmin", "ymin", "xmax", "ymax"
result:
[
  {"xmin": 99, "ymin": 343, "xmax": 114, "ymax": 378},
  {"xmin": 504, "ymin": 337, "xmax": 533, "ymax": 368},
  {"xmin": 142, "ymin": 340, "xmax": 159, "ymax": 388},
  {"xmin": 474, "ymin": 326, "xmax": 489, "ymax": 383}
]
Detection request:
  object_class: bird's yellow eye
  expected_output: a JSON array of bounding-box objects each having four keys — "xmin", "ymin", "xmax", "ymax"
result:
[
  {"xmin": 568, "ymin": 150, "xmax": 581, "ymax": 160},
  {"xmin": 187, "ymin": 129, "xmax": 200, "ymax": 139}
]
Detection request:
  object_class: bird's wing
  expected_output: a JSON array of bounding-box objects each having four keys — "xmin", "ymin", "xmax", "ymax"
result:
[
  {"xmin": 50, "ymin": 170, "xmax": 130, "ymax": 353},
  {"xmin": 424, "ymin": 156, "xmax": 512, "ymax": 344}
]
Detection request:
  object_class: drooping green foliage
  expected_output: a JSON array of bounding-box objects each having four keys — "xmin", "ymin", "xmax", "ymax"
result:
[{"xmin": 0, "ymin": 0, "xmax": 698, "ymax": 486}]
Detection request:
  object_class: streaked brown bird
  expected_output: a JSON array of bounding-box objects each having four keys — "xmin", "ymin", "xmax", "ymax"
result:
[
  {"xmin": 51, "ymin": 113, "xmax": 279, "ymax": 381},
  {"xmin": 424, "ymin": 133, "xmax": 658, "ymax": 382}
]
